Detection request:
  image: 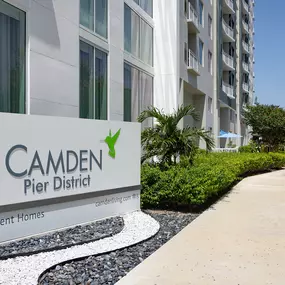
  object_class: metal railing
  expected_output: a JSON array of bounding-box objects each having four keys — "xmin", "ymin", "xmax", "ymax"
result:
[
  {"xmin": 243, "ymin": 61, "xmax": 250, "ymax": 73},
  {"xmin": 188, "ymin": 50, "xmax": 199, "ymax": 73},
  {"xmin": 242, "ymin": 20, "xmax": 249, "ymax": 33},
  {"xmin": 213, "ymin": 148, "xmax": 238, "ymax": 153},
  {"xmin": 222, "ymin": 19, "xmax": 234, "ymax": 40},
  {"xmin": 225, "ymin": 0, "xmax": 235, "ymax": 11},
  {"xmin": 187, "ymin": 2, "xmax": 199, "ymax": 28},
  {"xmin": 243, "ymin": 0, "xmax": 249, "ymax": 13},
  {"xmin": 222, "ymin": 81, "xmax": 234, "ymax": 99},
  {"xmin": 242, "ymin": 41, "xmax": 250, "ymax": 53},
  {"xmin": 222, "ymin": 51, "xmax": 234, "ymax": 69},
  {"xmin": 243, "ymin": 82, "xmax": 249, "ymax": 92}
]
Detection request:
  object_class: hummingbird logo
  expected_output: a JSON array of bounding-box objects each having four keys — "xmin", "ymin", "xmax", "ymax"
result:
[{"xmin": 104, "ymin": 129, "xmax": 121, "ymax": 158}]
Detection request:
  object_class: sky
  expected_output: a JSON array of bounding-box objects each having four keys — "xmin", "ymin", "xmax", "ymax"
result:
[{"xmin": 254, "ymin": 1, "xmax": 284, "ymax": 107}]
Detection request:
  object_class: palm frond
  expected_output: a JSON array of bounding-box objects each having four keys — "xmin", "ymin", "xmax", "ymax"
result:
[
  {"xmin": 137, "ymin": 106, "xmax": 167, "ymax": 125},
  {"xmin": 173, "ymin": 104, "xmax": 199, "ymax": 125}
]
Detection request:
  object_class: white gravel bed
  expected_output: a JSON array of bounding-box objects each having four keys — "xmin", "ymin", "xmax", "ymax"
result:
[{"xmin": 0, "ymin": 211, "xmax": 159, "ymax": 285}]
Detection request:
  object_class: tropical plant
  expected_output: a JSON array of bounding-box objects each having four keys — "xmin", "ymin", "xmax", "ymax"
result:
[
  {"xmin": 138, "ymin": 105, "xmax": 215, "ymax": 164},
  {"xmin": 243, "ymin": 103, "xmax": 285, "ymax": 152}
]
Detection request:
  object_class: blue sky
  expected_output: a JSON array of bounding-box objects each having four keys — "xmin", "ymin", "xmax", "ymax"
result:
[{"xmin": 254, "ymin": 1, "xmax": 284, "ymax": 107}]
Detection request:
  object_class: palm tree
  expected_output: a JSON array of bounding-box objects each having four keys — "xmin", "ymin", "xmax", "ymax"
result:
[{"xmin": 138, "ymin": 105, "xmax": 215, "ymax": 164}]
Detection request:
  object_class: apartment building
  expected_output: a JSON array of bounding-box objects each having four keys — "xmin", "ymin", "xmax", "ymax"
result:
[{"xmin": 0, "ymin": 0, "xmax": 254, "ymax": 148}]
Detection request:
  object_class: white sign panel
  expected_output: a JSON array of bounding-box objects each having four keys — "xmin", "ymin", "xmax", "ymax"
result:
[{"xmin": 0, "ymin": 113, "xmax": 141, "ymax": 243}]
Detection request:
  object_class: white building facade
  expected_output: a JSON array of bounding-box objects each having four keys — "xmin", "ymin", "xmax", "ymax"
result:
[{"xmin": 0, "ymin": 0, "xmax": 255, "ymax": 148}]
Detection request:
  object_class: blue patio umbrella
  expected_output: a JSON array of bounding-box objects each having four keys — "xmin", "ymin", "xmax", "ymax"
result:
[{"xmin": 218, "ymin": 132, "xmax": 243, "ymax": 138}]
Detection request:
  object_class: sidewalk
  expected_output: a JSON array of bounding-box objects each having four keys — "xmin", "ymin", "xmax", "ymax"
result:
[{"xmin": 116, "ymin": 170, "xmax": 285, "ymax": 285}]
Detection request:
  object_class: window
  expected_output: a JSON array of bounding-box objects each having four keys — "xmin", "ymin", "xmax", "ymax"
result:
[
  {"xmin": 184, "ymin": 43, "xmax": 188, "ymax": 64},
  {"xmin": 134, "ymin": 0, "xmax": 153, "ymax": 17},
  {"xmin": 208, "ymin": 15, "xmax": 212, "ymax": 38},
  {"xmin": 80, "ymin": 41, "xmax": 107, "ymax": 120},
  {"xmin": 124, "ymin": 63, "xmax": 153, "ymax": 128},
  {"xmin": 80, "ymin": 0, "xmax": 108, "ymax": 38},
  {"xmin": 0, "ymin": 1, "xmax": 26, "ymax": 114},
  {"xmin": 140, "ymin": 19, "xmax": 153, "ymax": 66},
  {"xmin": 199, "ymin": 0, "xmax": 204, "ymax": 26},
  {"xmin": 208, "ymin": 97, "xmax": 213, "ymax": 114},
  {"xmin": 208, "ymin": 51, "xmax": 212, "ymax": 74},
  {"xmin": 199, "ymin": 39, "xmax": 204, "ymax": 65},
  {"xmin": 124, "ymin": 4, "xmax": 153, "ymax": 66}
]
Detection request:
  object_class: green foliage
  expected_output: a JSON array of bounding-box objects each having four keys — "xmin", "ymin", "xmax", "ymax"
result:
[
  {"xmin": 243, "ymin": 104, "xmax": 285, "ymax": 151},
  {"xmin": 138, "ymin": 105, "xmax": 215, "ymax": 165},
  {"xmin": 239, "ymin": 140, "xmax": 259, "ymax": 153},
  {"xmin": 141, "ymin": 153, "xmax": 285, "ymax": 210}
]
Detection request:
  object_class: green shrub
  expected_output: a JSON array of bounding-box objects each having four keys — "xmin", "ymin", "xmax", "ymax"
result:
[{"xmin": 141, "ymin": 153, "xmax": 285, "ymax": 210}]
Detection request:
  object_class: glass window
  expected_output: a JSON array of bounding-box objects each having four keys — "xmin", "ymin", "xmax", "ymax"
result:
[
  {"xmin": 95, "ymin": 49, "xmax": 107, "ymax": 120},
  {"xmin": 140, "ymin": 19, "xmax": 153, "ymax": 66},
  {"xmin": 208, "ymin": 15, "xmax": 212, "ymax": 38},
  {"xmin": 199, "ymin": 39, "xmax": 204, "ymax": 65},
  {"xmin": 124, "ymin": 4, "xmax": 132, "ymax": 53},
  {"xmin": 80, "ymin": 41, "xmax": 107, "ymax": 120},
  {"xmin": 80, "ymin": 0, "xmax": 94, "ymax": 31},
  {"xmin": 124, "ymin": 4, "xmax": 153, "ymax": 66},
  {"xmin": 124, "ymin": 4, "xmax": 140, "ymax": 58},
  {"xmin": 199, "ymin": 0, "xmax": 204, "ymax": 26},
  {"xmin": 208, "ymin": 97, "xmax": 213, "ymax": 113},
  {"xmin": 80, "ymin": 0, "xmax": 108, "ymax": 39},
  {"xmin": 124, "ymin": 63, "xmax": 153, "ymax": 124},
  {"xmin": 140, "ymin": 71, "xmax": 153, "ymax": 128},
  {"xmin": 95, "ymin": 0, "xmax": 108, "ymax": 38},
  {"xmin": 0, "ymin": 1, "xmax": 26, "ymax": 114},
  {"xmin": 208, "ymin": 51, "xmax": 212, "ymax": 74},
  {"xmin": 80, "ymin": 41, "xmax": 94, "ymax": 119},
  {"xmin": 140, "ymin": 0, "xmax": 153, "ymax": 17}
]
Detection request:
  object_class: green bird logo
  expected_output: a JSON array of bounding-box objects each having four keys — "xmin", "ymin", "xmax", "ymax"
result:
[{"xmin": 104, "ymin": 129, "xmax": 121, "ymax": 158}]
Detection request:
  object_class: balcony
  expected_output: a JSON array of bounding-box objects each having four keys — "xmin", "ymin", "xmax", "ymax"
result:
[
  {"xmin": 242, "ymin": 20, "xmax": 249, "ymax": 34},
  {"xmin": 242, "ymin": 0, "xmax": 249, "ymax": 13},
  {"xmin": 242, "ymin": 82, "xmax": 249, "ymax": 93},
  {"xmin": 223, "ymin": 0, "xmax": 235, "ymax": 14},
  {"xmin": 222, "ymin": 51, "xmax": 235, "ymax": 71},
  {"xmin": 187, "ymin": 50, "xmax": 200, "ymax": 75},
  {"xmin": 242, "ymin": 41, "xmax": 250, "ymax": 53},
  {"xmin": 242, "ymin": 61, "xmax": 250, "ymax": 73},
  {"xmin": 187, "ymin": 2, "xmax": 199, "ymax": 33},
  {"xmin": 222, "ymin": 81, "xmax": 235, "ymax": 99},
  {"xmin": 222, "ymin": 19, "xmax": 235, "ymax": 42}
]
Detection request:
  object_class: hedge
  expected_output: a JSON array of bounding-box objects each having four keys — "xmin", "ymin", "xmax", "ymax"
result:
[{"xmin": 141, "ymin": 153, "xmax": 285, "ymax": 211}]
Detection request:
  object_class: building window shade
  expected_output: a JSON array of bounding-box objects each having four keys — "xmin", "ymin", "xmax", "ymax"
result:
[
  {"xmin": 140, "ymin": 19, "xmax": 153, "ymax": 66},
  {"xmin": 124, "ymin": 4, "xmax": 153, "ymax": 66},
  {"xmin": 124, "ymin": 63, "xmax": 153, "ymax": 125},
  {"xmin": 0, "ymin": 1, "xmax": 26, "ymax": 114}
]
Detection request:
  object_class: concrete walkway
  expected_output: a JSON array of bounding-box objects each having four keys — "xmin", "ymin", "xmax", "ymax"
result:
[{"xmin": 116, "ymin": 170, "xmax": 285, "ymax": 285}]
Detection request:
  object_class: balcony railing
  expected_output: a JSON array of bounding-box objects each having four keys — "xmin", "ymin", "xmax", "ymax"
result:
[
  {"xmin": 242, "ymin": 0, "xmax": 249, "ymax": 13},
  {"xmin": 243, "ymin": 61, "xmax": 250, "ymax": 73},
  {"xmin": 242, "ymin": 20, "xmax": 249, "ymax": 33},
  {"xmin": 222, "ymin": 19, "xmax": 235, "ymax": 41},
  {"xmin": 188, "ymin": 50, "xmax": 199, "ymax": 74},
  {"xmin": 222, "ymin": 51, "xmax": 234, "ymax": 69},
  {"xmin": 242, "ymin": 41, "xmax": 250, "ymax": 53},
  {"xmin": 187, "ymin": 2, "xmax": 199, "ymax": 30},
  {"xmin": 243, "ymin": 82, "xmax": 249, "ymax": 92},
  {"xmin": 225, "ymin": 0, "xmax": 235, "ymax": 12},
  {"xmin": 222, "ymin": 81, "xmax": 235, "ymax": 99}
]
